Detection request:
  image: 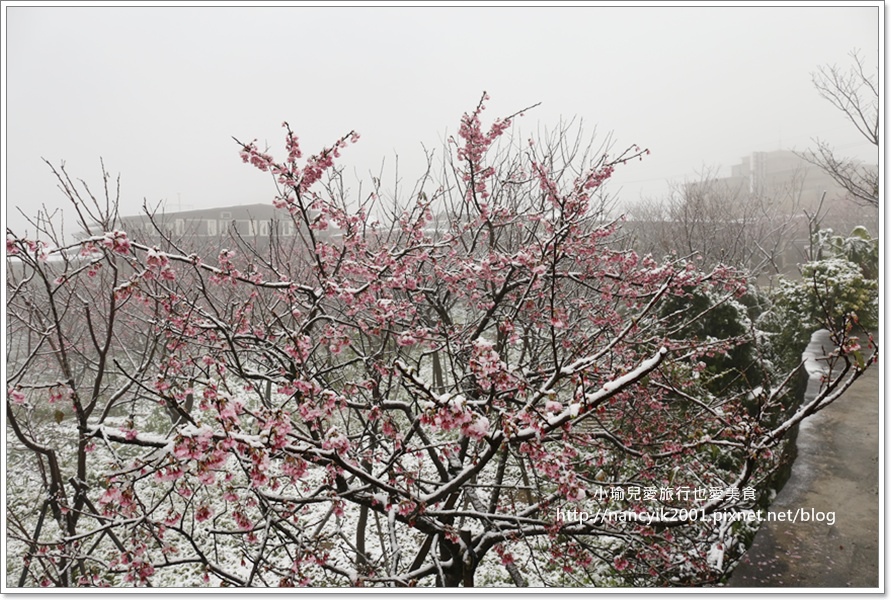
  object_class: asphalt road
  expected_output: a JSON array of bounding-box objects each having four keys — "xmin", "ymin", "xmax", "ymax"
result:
[{"xmin": 728, "ymin": 330, "xmax": 880, "ymax": 589}]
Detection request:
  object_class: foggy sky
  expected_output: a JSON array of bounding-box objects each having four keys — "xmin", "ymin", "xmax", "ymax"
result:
[{"xmin": 3, "ymin": 3, "xmax": 881, "ymax": 239}]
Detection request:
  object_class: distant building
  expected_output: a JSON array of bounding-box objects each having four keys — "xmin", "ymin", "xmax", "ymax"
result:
[
  {"xmin": 686, "ymin": 149, "xmax": 877, "ymax": 239},
  {"xmin": 117, "ymin": 203, "xmax": 297, "ymax": 242},
  {"xmin": 686, "ymin": 150, "xmax": 851, "ymax": 213},
  {"xmin": 736, "ymin": 150, "xmax": 854, "ymax": 208}
]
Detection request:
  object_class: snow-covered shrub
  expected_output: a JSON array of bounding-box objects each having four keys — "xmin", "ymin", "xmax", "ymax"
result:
[{"xmin": 761, "ymin": 257, "xmax": 877, "ymax": 372}]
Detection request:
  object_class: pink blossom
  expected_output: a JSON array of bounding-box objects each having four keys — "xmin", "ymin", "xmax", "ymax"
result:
[
  {"xmin": 233, "ymin": 510, "xmax": 253, "ymax": 531},
  {"xmin": 462, "ymin": 415, "xmax": 490, "ymax": 440},
  {"xmin": 101, "ymin": 230, "xmax": 131, "ymax": 254},
  {"xmin": 195, "ymin": 505, "xmax": 214, "ymax": 522},
  {"xmin": 154, "ymin": 465, "xmax": 184, "ymax": 482},
  {"xmin": 283, "ymin": 456, "xmax": 307, "ymax": 481},
  {"xmin": 322, "ymin": 428, "xmax": 350, "ymax": 454},
  {"xmin": 9, "ymin": 388, "xmax": 26, "ymax": 405},
  {"xmin": 98, "ymin": 486, "xmax": 122, "ymax": 507},
  {"xmin": 146, "ymin": 247, "xmax": 169, "ymax": 268},
  {"xmin": 381, "ymin": 418, "xmax": 398, "ymax": 439}
]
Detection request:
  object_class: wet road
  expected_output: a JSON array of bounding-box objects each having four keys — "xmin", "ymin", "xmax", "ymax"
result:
[{"xmin": 728, "ymin": 330, "xmax": 880, "ymax": 589}]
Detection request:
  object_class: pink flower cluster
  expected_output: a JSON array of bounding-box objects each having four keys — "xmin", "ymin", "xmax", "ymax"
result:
[
  {"xmin": 579, "ymin": 164, "xmax": 616, "ymax": 191},
  {"xmin": 322, "ymin": 427, "xmax": 351, "ymax": 454},
  {"xmin": 8, "ymin": 388, "xmax": 26, "ymax": 405},
  {"xmin": 8, "ymin": 238, "xmax": 51, "ymax": 261},
  {"xmin": 456, "ymin": 93, "xmax": 511, "ymax": 166},
  {"xmin": 260, "ymin": 411, "xmax": 294, "ymax": 450},
  {"xmin": 239, "ymin": 141, "xmax": 275, "ymax": 172},
  {"xmin": 455, "ymin": 93, "xmax": 514, "ymax": 202},
  {"xmin": 469, "ymin": 338, "xmax": 513, "ymax": 392},
  {"xmin": 420, "ymin": 394, "xmax": 490, "ymax": 440},
  {"xmin": 47, "ymin": 386, "xmax": 71, "ymax": 405},
  {"xmin": 282, "ymin": 455, "xmax": 308, "ymax": 483},
  {"xmin": 98, "ymin": 482, "xmax": 137, "ymax": 517},
  {"xmin": 101, "ymin": 230, "xmax": 131, "ymax": 254},
  {"xmin": 240, "ymin": 124, "xmax": 359, "ymax": 194},
  {"xmin": 209, "ymin": 249, "xmax": 240, "ymax": 285},
  {"xmin": 145, "ymin": 247, "xmax": 175, "ymax": 280}
]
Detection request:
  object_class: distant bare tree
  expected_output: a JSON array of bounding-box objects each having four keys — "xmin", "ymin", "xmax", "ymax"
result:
[
  {"xmin": 626, "ymin": 167, "xmax": 803, "ymax": 277},
  {"xmin": 798, "ymin": 50, "xmax": 879, "ymax": 208}
]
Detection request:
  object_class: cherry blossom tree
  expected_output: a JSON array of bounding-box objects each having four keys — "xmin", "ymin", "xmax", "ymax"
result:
[{"xmin": 6, "ymin": 95, "xmax": 878, "ymax": 587}]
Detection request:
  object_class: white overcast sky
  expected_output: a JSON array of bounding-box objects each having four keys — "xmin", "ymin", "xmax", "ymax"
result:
[{"xmin": 2, "ymin": 2, "xmax": 882, "ymax": 238}]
